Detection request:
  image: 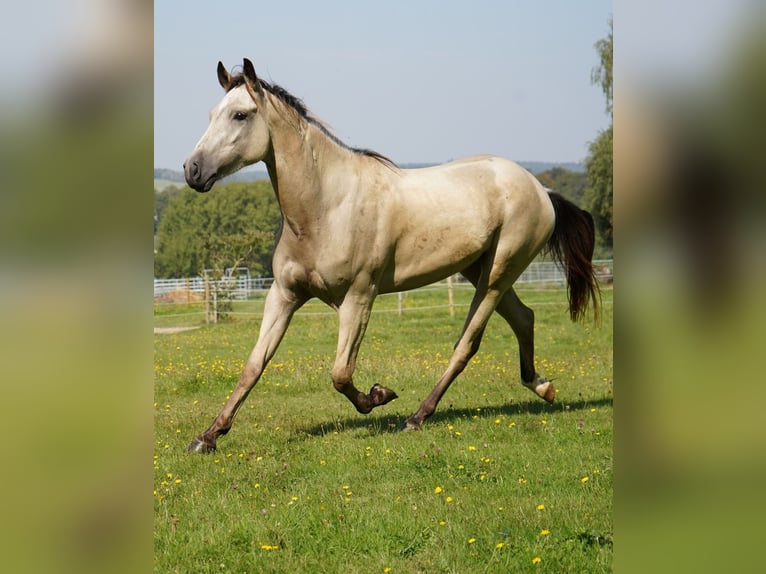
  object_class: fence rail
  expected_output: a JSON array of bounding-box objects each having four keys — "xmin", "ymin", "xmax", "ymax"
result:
[{"xmin": 154, "ymin": 260, "xmax": 612, "ymax": 300}]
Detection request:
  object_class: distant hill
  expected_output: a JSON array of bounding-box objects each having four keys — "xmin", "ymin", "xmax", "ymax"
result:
[
  {"xmin": 154, "ymin": 161, "xmax": 583, "ymax": 189},
  {"xmin": 154, "ymin": 167, "xmax": 269, "ymax": 189},
  {"xmin": 519, "ymin": 161, "xmax": 584, "ymax": 174}
]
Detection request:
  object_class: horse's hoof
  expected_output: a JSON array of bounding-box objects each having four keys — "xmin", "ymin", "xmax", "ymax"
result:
[
  {"xmin": 400, "ymin": 417, "xmax": 423, "ymax": 432},
  {"xmin": 370, "ymin": 384, "xmax": 398, "ymax": 407},
  {"xmin": 187, "ymin": 437, "xmax": 216, "ymax": 453},
  {"xmin": 523, "ymin": 377, "xmax": 556, "ymax": 404},
  {"xmin": 541, "ymin": 381, "xmax": 556, "ymax": 403}
]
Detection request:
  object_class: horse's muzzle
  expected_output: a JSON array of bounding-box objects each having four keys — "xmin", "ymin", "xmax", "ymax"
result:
[{"xmin": 183, "ymin": 157, "xmax": 217, "ymax": 192}]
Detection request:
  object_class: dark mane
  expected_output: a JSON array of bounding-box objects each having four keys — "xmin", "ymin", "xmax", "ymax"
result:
[{"xmin": 227, "ymin": 73, "xmax": 397, "ymax": 169}]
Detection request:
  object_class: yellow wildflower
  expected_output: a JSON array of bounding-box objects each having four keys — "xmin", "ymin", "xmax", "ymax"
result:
[{"xmin": 434, "ymin": 486, "xmax": 443, "ymax": 494}]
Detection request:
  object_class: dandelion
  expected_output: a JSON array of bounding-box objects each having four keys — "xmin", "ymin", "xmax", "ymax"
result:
[
  {"xmin": 532, "ymin": 556, "xmax": 542, "ymax": 565},
  {"xmin": 446, "ymin": 496, "xmax": 454, "ymax": 503},
  {"xmin": 495, "ymin": 542, "xmax": 505, "ymax": 549},
  {"xmin": 260, "ymin": 544, "xmax": 279, "ymax": 551},
  {"xmin": 581, "ymin": 476, "xmax": 590, "ymax": 484},
  {"xmin": 439, "ymin": 521, "xmax": 446, "ymax": 526},
  {"xmin": 384, "ymin": 568, "xmax": 392, "ymax": 573},
  {"xmin": 434, "ymin": 486, "xmax": 443, "ymax": 494},
  {"xmin": 468, "ymin": 538, "xmax": 476, "ymax": 544},
  {"xmin": 540, "ymin": 529, "xmax": 550, "ymax": 536},
  {"xmin": 468, "ymin": 445, "xmax": 477, "ymax": 451},
  {"xmin": 537, "ymin": 504, "xmax": 545, "ymax": 510},
  {"xmin": 174, "ymin": 478, "xmax": 182, "ymax": 484}
]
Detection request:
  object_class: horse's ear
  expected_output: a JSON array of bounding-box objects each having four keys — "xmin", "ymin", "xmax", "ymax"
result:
[
  {"xmin": 217, "ymin": 61, "xmax": 231, "ymax": 90},
  {"xmin": 242, "ymin": 58, "xmax": 262, "ymax": 94}
]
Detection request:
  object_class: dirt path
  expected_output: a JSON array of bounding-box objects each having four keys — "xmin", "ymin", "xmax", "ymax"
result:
[{"xmin": 153, "ymin": 326, "xmax": 200, "ymax": 334}]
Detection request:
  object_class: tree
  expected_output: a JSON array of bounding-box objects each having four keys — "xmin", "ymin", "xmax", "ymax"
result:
[
  {"xmin": 591, "ymin": 17, "xmax": 613, "ymax": 115},
  {"xmin": 584, "ymin": 17, "xmax": 613, "ymax": 254},
  {"xmin": 585, "ymin": 126, "xmax": 613, "ymax": 250},
  {"xmin": 154, "ymin": 184, "xmax": 183, "ymax": 234},
  {"xmin": 154, "ymin": 180, "xmax": 281, "ymax": 278},
  {"xmin": 536, "ymin": 167, "xmax": 587, "ymax": 207}
]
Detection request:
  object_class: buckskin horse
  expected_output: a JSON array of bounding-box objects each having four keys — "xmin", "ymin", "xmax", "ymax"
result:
[{"xmin": 184, "ymin": 59, "xmax": 599, "ymax": 453}]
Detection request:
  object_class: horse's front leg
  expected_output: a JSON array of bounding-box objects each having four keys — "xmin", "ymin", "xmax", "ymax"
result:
[
  {"xmin": 332, "ymin": 293, "xmax": 398, "ymax": 414},
  {"xmin": 187, "ymin": 284, "xmax": 305, "ymax": 453}
]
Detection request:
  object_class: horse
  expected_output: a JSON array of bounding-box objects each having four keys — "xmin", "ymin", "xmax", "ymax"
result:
[{"xmin": 183, "ymin": 59, "xmax": 600, "ymax": 453}]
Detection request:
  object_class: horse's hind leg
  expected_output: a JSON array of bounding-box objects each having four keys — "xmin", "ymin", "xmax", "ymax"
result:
[
  {"xmin": 495, "ymin": 288, "xmax": 555, "ymax": 403},
  {"xmin": 403, "ymin": 280, "xmax": 502, "ymax": 430},
  {"xmin": 460, "ymin": 264, "xmax": 554, "ymax": 403}
]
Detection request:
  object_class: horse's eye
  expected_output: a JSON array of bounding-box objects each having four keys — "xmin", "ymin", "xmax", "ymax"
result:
[{"xmin": 233, "ymin": 111, "xmax": 248, "ymax": 121}]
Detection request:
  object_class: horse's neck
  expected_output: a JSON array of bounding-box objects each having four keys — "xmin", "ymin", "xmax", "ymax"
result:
[{"xmin": 264, "ymin": 121, "xmax": 361, "ymax": 236}]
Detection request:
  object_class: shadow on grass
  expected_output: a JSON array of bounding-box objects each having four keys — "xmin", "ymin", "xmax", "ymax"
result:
[{"xmin": 297, "ymin": 396, "xmax": 613, "ymax": 438}]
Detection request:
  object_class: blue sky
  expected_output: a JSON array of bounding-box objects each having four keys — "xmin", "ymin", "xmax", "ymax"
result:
[{"xmin": 155, "ymin": 0, "xmax": 612, "ymax": 170}]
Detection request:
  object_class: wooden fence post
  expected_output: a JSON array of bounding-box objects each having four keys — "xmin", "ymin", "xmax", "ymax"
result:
[{"xmin": 204, "ymin": 275, "xmax": 211, "ymax": 325}]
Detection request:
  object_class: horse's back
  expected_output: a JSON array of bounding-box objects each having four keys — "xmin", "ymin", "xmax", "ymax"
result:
[
  {"xmin": 379, "ymin": 156, "xmax": 554, "ymax": 291},
  {"xmin": 396, "ymin": 155, "xmax": 553, "ymax": 240}
]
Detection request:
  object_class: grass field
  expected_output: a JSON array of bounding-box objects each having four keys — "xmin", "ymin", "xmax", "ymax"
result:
[{"xmin": 154, "ymin": 284, "xmax": 612, "ymax": 573}]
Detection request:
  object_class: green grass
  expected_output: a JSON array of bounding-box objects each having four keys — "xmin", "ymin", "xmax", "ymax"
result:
[{"xmin": 154, "ymin": 285, "xmax": 612, "ymax": 573}]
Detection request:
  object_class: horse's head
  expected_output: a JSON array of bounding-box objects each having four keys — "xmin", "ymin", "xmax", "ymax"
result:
[{"xmin": 184, "ymin": 59, "xmax": 270, "ymax": 192}]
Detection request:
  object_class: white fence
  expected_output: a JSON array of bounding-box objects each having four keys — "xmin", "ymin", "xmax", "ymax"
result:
[{"xmin": 154, "ymin": 260, "xmax": 612, "ymax": 299}]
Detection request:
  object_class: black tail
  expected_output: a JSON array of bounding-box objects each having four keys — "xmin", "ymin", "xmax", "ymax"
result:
[{"xmin": 546, "ymin": 192, "xmax": 601, "ymax": 322}]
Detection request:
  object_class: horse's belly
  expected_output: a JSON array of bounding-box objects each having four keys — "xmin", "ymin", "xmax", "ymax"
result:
[{"xmin": 381, "ymin": 226, "xmax": 490, "ymax": 292}]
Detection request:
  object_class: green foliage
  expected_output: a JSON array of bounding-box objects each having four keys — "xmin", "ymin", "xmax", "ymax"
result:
[
  {"xmin": 535, "ymin": 167, "xmax": 587, "ymax": 207},
  {"xmin": 591, "ymin": 18, "xmax": 613, "ymax": 115},
  {"xmin": 154, "ymin": 185, "xmax": 183, "ymax": 234},
  {"xmin": 154, "ymin": 181, "xmax": 281, "ymax": 278},
  {"xmin": 585, "ymin": 18, "xmax": 614, "ymax": 255},
  {"xmin": 154, "ymin": 286, "xmax": 613, "ymax": 572},
  {"xmin": 584, "ymin": 126, "xmax": 613, "ymax": 252}
]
